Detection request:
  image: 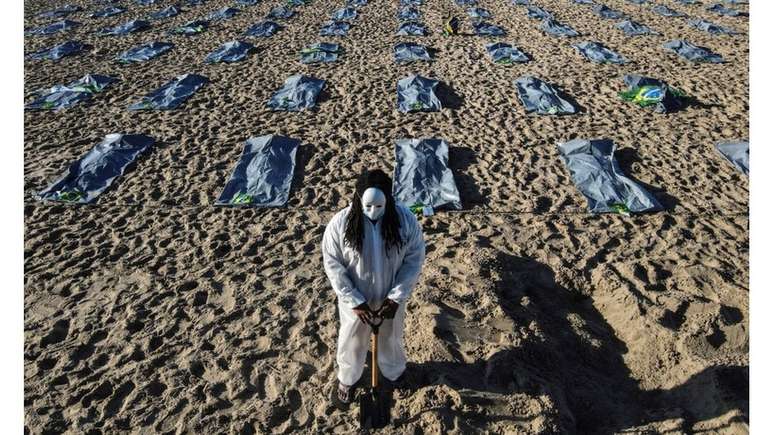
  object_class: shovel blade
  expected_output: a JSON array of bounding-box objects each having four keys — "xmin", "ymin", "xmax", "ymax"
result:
[{"xmin": 359, "ymin": 388, "xmax": 391, "ymax": 429}]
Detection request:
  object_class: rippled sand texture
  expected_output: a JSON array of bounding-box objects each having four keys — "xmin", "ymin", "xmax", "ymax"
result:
[{"xmin": 24, "ymin": 0, "xmax": 748, "ymax": 433}]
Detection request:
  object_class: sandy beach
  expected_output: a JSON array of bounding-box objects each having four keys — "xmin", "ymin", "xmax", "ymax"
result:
[{"xmin": 24, "ymin": 0, "xmax": 749, "ymax": 432}]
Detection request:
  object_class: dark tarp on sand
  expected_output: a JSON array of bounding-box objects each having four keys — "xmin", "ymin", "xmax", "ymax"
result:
[
  {"xmin": 688, "ymin": 18, "xmax": 738, "ymax": 35},
  {"xmin": 245, "ymin": 20, "xmax": 281, "ymax": 37},
  {"xmin": 97, "ymin": 19, "xmax": 150, "ymax": 36},
  {"xmin": 573, "ymin": 41, "xmax": 627, "ymax": 64},
  {"xmin": 397, "ymin": 75, "xmax": 442, "ymax": 113},
  {"xmin": 331, "ymin": 7, "xmax": 358, "ymax": 21},
  {"xmin": 208, "ymin": 7, "xmax": 240, "ymax": 21},
  {"xmin": 593, "ymin": 4, "xmax": 625, "ymax": 19},
  {"xmin": 26, "ymin": 20, "xmax": 82, "ymax": 35},
  {"xmin": 320, "ymin": 21, "xmax": 350, "ymax": 36},
  {"xmin": 116, "ymin": 41, "xmax": 174, "ymax": 63},
  {"xmin": 27, "ymin": 41, "xmax": 86, "ymax": 61},
  {"xmin": 541, "ymin": 19, "xmax": 579, "ymax": 37},
  {"xmin": 558, "ymin": 138, "xmax": 663, "ymax": 214},
  {"xmin": 267, "ymin": 6, "xmax": 295, "ymax": 19},
  {"xmin": 150, "ymin": 6, "xmax": 181, "ymax": 20},
  {"xmin": 707, "ymin": 4, "xmax": 743, "ymax": 16},
  {"xmin": 514, "ymin": 76, "xmax": 576, "ymax": 115},
  {"xmin": 486, "ymin": 42, "xmax": 529, "ymax": 64},
  {"xmin": 616, "ymin": 19, "xmax": 656, "ymax": 36},
  {"xmin": 216, "ymin": 135, "xmax": 300, "ymax": 207},
  {"xmin": 393, "ymin": 138, "xmax": 462, "ymax": 210},
  {"xmin": 716, "ymin": 140, "xmax": 749, "ymax": 176},
  {"xmin": 473, "ymin": 22, "xmax": 506, "ymax": 36},
  {"xmin": 468, "ymin": 7, "xmax": 491, "ymax": 18},
  {"xmin": 396, "ymin": 21, "xmax": 427, "ymax": 35},
  {"xmin": 619, "ymin": 74, "xmax": 687, "ymax": 113},
  {"xmin": 398, "ymin": 6, "xmax": 421, "ymax": 21},
  {"xmin": 394, "ymin": 42, "xmax": 431, "ymax": 63},
  {"xmin": 37, "ymin": 133, "xmax": 155, "ymax": 204},
  {"xmin": 300, "ymin": 42, "xmax": 341, "ymax": 64},
  {"xmin": 663, "ymin": 39, "xmax": 724, "ymax": 63},
  {"xmin": 205, "ymin": 40, "xmax": 254, "ymax": 63},
  {"xmin": 170, "ymin": 19, "xmax": 210, "ymax": 35},
  {"xmin": 26, "ymin": 74, "xmax": 117, "ymax": 111},
  {"xmin": 526, "ymin": 6, "xmax": 553, "ymax": 20},
  {"xmin": 38, "ymin": 4, "xmax": 82, "ymax": 19},
  {"xmin": 652, "ymin": 4, "xmax": 685, "ymax": 16},
  {"xmin": 267, "ymin": 75, "xmax": 325, "ymax": 111},
  {"xmin": 128, "ymin": 73, "xmax": 208, "ymax": 110},
  {"xmin": 90, "ymin": 7, "xmax": 126, "ymax": 18}
]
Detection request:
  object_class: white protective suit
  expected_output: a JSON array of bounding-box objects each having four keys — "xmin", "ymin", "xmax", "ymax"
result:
[{"xmin": 322, "ymin": 203, "xmax": 425, "ymax": 386}]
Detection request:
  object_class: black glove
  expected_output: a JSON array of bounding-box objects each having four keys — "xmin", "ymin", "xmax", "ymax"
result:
[
  {"xmin": 352, "ymin": 303, "xmax": 373, "ymax": 324},
  {"xmin": 377, "ymin": 299, "xmax": 399, "ymax": 319}
]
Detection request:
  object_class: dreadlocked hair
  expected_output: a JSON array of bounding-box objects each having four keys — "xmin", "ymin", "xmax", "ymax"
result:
[{"xmin": 344, "ymin": 169, "xmax": 404, "ymax": 256}]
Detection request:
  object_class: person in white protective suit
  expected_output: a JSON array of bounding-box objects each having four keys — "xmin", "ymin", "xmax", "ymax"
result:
[{"xmin": 322, "ymin": 169, "xmax": 426, "ymax": 409}]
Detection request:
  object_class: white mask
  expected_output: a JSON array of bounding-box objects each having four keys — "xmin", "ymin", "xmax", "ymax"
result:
[{"xmin": 361, "ymin": 187, "xmax": 386, "ymax": 221}]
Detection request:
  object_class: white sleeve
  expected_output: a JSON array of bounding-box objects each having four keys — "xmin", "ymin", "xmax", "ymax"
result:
[
  {"xmin": 387, "ymin": 211, "xmax": 425, "ymax": 303},
  {"xmin": 322, "ymin": 214, "xmax": 367, "ymax": 309}
]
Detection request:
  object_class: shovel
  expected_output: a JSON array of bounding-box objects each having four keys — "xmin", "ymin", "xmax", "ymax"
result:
[{"xmin": 359, "ymin": 315, "xmax": 391, "ymax": 430}]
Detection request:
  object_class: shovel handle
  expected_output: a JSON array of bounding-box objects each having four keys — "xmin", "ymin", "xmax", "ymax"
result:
[{"xmin": 371, "ymin": 330, "xmax": 379, "ymax": 388}]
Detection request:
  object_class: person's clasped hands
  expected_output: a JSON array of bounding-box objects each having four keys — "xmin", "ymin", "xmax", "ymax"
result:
[{"xmin": 352, "ymin": 299, "xmax": 399, "ymax": 324}]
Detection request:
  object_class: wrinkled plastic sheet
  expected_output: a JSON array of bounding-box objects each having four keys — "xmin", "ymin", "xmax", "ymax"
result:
[
  {"xmin": 511, "ymin": 0, "xmax": 530, "ymax": 5},
  {"xmin": 394, "ymin": 42, "xmax": 431, "ymax": 63},
  {"xmin": 541, "ymin": 19, "xmax": 579, "ymax": 37},
  {"xmin": 393, "ymin": 138, "xmax": 462, "ymax": 210},
  {"xmin": 28, "ymin": 40, "xmax": 86, "ymax": 61},
  {"xmin": 347, "ymin": 0, "xmax": 369, "ymax": 7},
  {"xmin": 455, "ymin": 0, "xmax": 477, "ymax": 6},
  {"xmin": 468, "ymin": 7, "xmax": 491, "ymax": 18},
  {"xmin": 558, "ymin": 138, "xmax": 663, "ymax": 214},
  {"xmin": 573, "ymin": 41, "xmax": 627, "ymax": 64},
  {"xmin": 267, "ymin": 75, "xmax": 325, "ymax": 111},
  {"xmin": 150, "ymin": 6, "xmax": 181, "ymax": 19},
  {"xmin": 287, "ymin": 0, "xmax": 311, "ymax": 7},
  {"xmin": 620, "ymin": 74, "xmax": 686, "ymax": 113},
  {"xmin": 398, "ymin": 6, "xmax": 421, "ymax": 21},
  {"xmin": 616, "ymin": 19, "xmax": 656, "ymax": 35},
  {"xmin": 90, "ymin": 7, "xmax": 125, "ymax": 18},
  {"xmin": 716, "ymin": 140, "xmax": 749, "ymax": 176},
  {"xmin": 267, "ymin": 6, "xmax": 295, "ymax": 19},
  {"xmin": 514, "ymin": 76, "xmax": 576, "ymax": 115},
  {"xmin": 320, "ymin": 21, "xmax": 350, "ymax": 36},
  {"xmin": 136, "ymin": 0, "xmax": 160, "ymax": 4},
  {"xmin": 171, "ymin": 19, "xmax": 210, "ymax": 35},
  {"xmin": 300, "ymin": 42, "xmax": 341, "ymax": 64},
  {"xmin": 37, "ymin": 133, "xmax": 155, "ymax": 204},
  {"xmin": 245, "ymin": 20, "xmax": 281, "ymax": 37},
  {"xmin": 396, "ymin": 21, "xmax": 427, "ymax": 35},
  {"xmin": 208, "ymin": 7, "xmax": 240, "ymax": 20},
  {"xmin": 486, "ymin": 42, "xmax": 529, "ymax": 64},
  {"xmin": 526, "ymin": 6, "xmax": 553, "ymax": 19},
  {"xmin": 572, "ymin": 0, "xmax": 595, "ymax": 4},
  {"xmin": 473, "ymin": 21, "xmax": 505, "ymax": 36},
  {"xmin": 397, "ymin": 75, "xmax": 441, "ymax": 113},
  {"xmin": 26, "ymin": 74, "xmax": 117, "ymax": 111},
  {"xmin": 593, "ymin": 4, "xmax": 625, "ymax": 19},
  {"xmin": 216, "ymin": 135, "xmax": 300, "ymax": 207},
  {"xmin": 627, "ymin": 0, "xmax": 648, "ymax": 4},
  {"xmin": 401, "ymin": 0, "xmax": 423, "ymax": 6},
  {"xmin": 236, "ymin": 0, "xmax": 259, "ymax": 5},
  {"xmin": 129, "ymin": 73, "xmax": 208, "ymax": 110},
  {"xmin": 707, "ymin": 4, "xmax": 743, "ymax": 16},
  {"xmin": 663, "ymin": 39, "xmax": 724, "ymax": 63},
  {"xmin": 98, "ymin": 19, "xmax": 150, "ymax": 36},
  {"xmin": 331, "ymin": 7, "xmax": 357, "ymax": 21},
  {"xmin": 652, "ymin": 5, "xmax": 685, "ymax": 16},
  {"xmin": 26, "ymin": 20, "xmax": 81, "ymax": 35},
  {"xmin": 116, "ymin": 41, "xmax": 173, "ymax": 63},
  {"xmin": 688, "ymin": 19, "xmax": 737, "ymax": 35},
  {"xmin": 206, "ymin": 40, "xmax": 254, "ymax": 63},
  {"xmin": 38, "ymin": 4, "xmax": 82, "ymax": 18}
]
